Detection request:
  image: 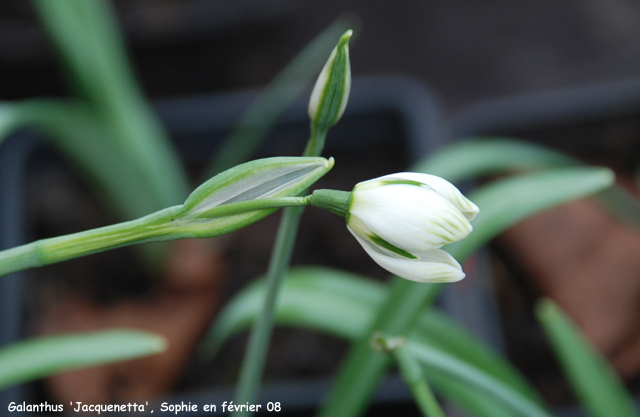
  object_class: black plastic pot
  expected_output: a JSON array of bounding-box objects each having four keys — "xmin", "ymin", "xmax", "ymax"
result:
[{"xmin": 0, "ymin": 132, "xmax": 39, "ymax": 410}]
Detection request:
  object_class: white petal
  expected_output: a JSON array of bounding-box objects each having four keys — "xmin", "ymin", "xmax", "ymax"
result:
[
  {"xmin": 349, "ymin": 230, "xmax": 465, "ymax": 282},
  {"xmin": 348, "ymin": 185, "xmax": 472, "ymax": 253},
  {"xmin": 357, "ymin": 172, "xmax": 479, "ymax": 220}
]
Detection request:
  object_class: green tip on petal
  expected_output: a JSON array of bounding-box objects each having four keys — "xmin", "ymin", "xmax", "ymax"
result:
[{"xmin": 369, "ymin": 234, "xmax": 417, "ymax": 259}]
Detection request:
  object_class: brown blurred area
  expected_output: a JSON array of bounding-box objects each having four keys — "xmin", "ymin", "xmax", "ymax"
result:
[{"xmin": 498, "ymin": 176, "xmax": 640, "ymax": 378}]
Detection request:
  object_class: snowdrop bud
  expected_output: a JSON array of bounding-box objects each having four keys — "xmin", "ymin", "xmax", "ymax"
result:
[
  {"xmin": 308, "ymin": 30, "xmax": 352, "ymax": 132},
  {"xmin": 345, "ymin": 173, "xmax": 479, "ymax": 283}
]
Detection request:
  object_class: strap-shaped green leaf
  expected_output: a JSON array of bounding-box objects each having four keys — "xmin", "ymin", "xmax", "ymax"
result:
[
  {"xmin": 0, "ymin": 99, "xmax": 163, "ymax": 221},
  {"xmin": 406, "ymin": 339, "xmax": 552, "ymax": 417},
  {"xmin": 202, "ymin": 266, "xmax": 547, "ymax": 417},
  {"xmin": 0, "ymin": 330, "xmax": 165, "ymax": 389},
  {"xmin": 447, "ymin": 167, "xmax": 614, "ymax": 261},
  {"xmin": 414, "ymin": 138, "xmax": 577, "ymax": 183},
  {"xmin": 417, "ymin": 138, "xmax": 640, "ymax": 230},
  {"xmin": 201, "ymin": 267, "xmax": 381, "ymax": 354},
  {"xmin": 537, "ymin": 299, "xmax": 639, "ymax": 417},
  {"xmin": 31, "ymin": 0, "xmax": 189, "ymax": 211}
]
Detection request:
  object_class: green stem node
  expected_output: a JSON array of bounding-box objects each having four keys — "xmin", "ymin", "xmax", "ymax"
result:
[
  {"xmin": 375, "ymin": 332, "xmax": 445, "ymax": 417},
  {"xmin": 310, "ymin": 189, "xmax": 351, "ymax": 217}
]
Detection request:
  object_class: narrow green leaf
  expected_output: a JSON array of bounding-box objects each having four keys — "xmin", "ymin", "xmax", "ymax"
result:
[
  {"xmin": 0, "ymin": 99, "xmax": 163, "ymax": 221},
  {"xmin": 0, "ymin": 330, "xmax": 166, "ymax": 389},
  {"xmin": 388, "ymin": 339, "xmax": 446, "ymax": 417},
  {"xmin": 202, "ymin": 266, "xmax": 547, "ymax": 417},
  {"xmin": 200, "ymin": 267, "xmax": 381, "ymax": 355},
  {"xmin": 424, "ymin": 373, "xmax": 517, "ymax": 417},
  {"xmin": 536, "ymin": 299, "xmax": 639, "ymax": 417},
  {"xmin": 32, "ymin": 0, "xmax": 190, "ymax": 211},
  {"xmin": 416, "ymin": 309, "xmax": 543, "ymax": 405},
  {"xmin": 319, "ymin": 166, "xmax": 614, "ymax": 417},
  {"xmin": 447, "ymin": 167, "xmax": 616, "ymax": 261},
  {"xmin": 414, "ymin": 138, "xmax": 577, "ymax": 183},
  {"xmin": 406, "ymin": 340, "xmax": 552, "ymax": 417},
  {"xmin": 417, "ymin": 138, "xmax": 640, "ymax": 232},
  {"xmin": 28, "ymin": 1, "xmax": 94, "ymax": 98}
]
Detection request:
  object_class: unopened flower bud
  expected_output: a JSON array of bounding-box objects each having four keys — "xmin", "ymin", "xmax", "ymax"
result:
[
  {"xmin": 308, "ymin": 30, "xmax": 352, "ymax": 132},
  {"xmin": 315, "ymin": 173, "xmax": 479, "ymax": 283}
]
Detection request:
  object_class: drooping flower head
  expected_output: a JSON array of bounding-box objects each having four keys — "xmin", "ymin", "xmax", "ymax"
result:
[{"xmin": 345, "ymin": 173, "xmax": 478, "ymax": 283}]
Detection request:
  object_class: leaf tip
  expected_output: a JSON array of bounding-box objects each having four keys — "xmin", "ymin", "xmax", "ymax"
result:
[
  {"xmin": 150, "ymin": 334, "xmax": 168, "ymax": 353},
  {"xmin": 535, "ymin": 297, "xmax": 556, "ymax": 322},
  {"xmin": 600, "ymin": 167, "xmax": 616, "ymax": 187}
]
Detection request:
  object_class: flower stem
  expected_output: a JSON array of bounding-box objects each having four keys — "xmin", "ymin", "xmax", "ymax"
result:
[
  {"xmin": 234, "ymin": 205, "xmax": 304, "ymax": 406},
  {"xmin": 304, "ymin": 124, "xmax": 327, "ymax": 157},
  {"xmin": 371, "ymin": 332, "xmax": 445, "ymax": 417},
  {"xmin": 310, "ymin": 189, "xmax": 351, "ymax": 217},
  {"xmin": 393, "ymin": 343, "xmax": 446, "ymax": 417},
  {"xmin": 195, "ymin": 196, "xmax": 311, "ymax": 218},
  {"xmin": 0, "ymin": 196, "xmax": 314, "ymax": 279},
  {"xmin": 0, "ymin": 207, "xmax": 176, "ymax": 277},
  {"xmin": 234, "ymin": 128, "xmax": 327, "ymax": 414}
]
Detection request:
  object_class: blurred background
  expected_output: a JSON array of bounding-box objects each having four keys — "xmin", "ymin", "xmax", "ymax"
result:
[
  {"xmin": 3, "ymin": 1, "xmax": 640, "ymax": 415},
  {"xmin": 3, "ymin": 0, "xmax": 640, "ymax": 108}
]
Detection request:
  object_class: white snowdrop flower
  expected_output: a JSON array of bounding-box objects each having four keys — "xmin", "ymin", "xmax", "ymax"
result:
[{"xmin": 345, "ymin": 173, "xmax": 479, "ymax": 282}]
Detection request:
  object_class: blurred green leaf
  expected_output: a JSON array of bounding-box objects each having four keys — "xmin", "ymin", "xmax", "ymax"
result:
[
  {"xmin": 415, "ymin": 138, "xmax": 577, "ymax": 183},
  {"xmin": 31, "ymin": 0, "xmax": 189, "ymax": 212},
  {"xmin": 418, "ymin": 138, "xmax": 640, "ymax": 231},
  {"xmin": 203, "ymin": 266, "xmax": 547, "ymax": 416},
  {"xmin": 319, "ymin": 166, "xmax": 615, "ymax": 417},
  {"xmin": 204, "ymin": 16, "xmax": 358, "ymax": 179},
  {"xmin": 406, "ymin": 339, "xmax": 551, "ymax": 417},
  {"xmin": 416, "ymin": 309, "xmax": 542, "ymax": 405},
  {"xmin": 201, "ymin": 267, "xmax": 379, "ymax": 355},
  {"xmin": 424, "ymin": 373, "xmax": 518, "ymax": 417},
  {"xmin": 0, "ymin": 329, "xmax": 166, "ymax": 389},
  {"xmin": 387, "ymin": 338, "xmax": 446, "ymax": 417},
  {"xmin": 0, "ymin": 99, "xmax": 163, "ymax": 221},
  {"xmin": 536, "ymin": 299, "xmax": 639, "ymax": 417},
  {"xmin": 447, "ymin": 167, "xmax": 615, "ymax": 261}
]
